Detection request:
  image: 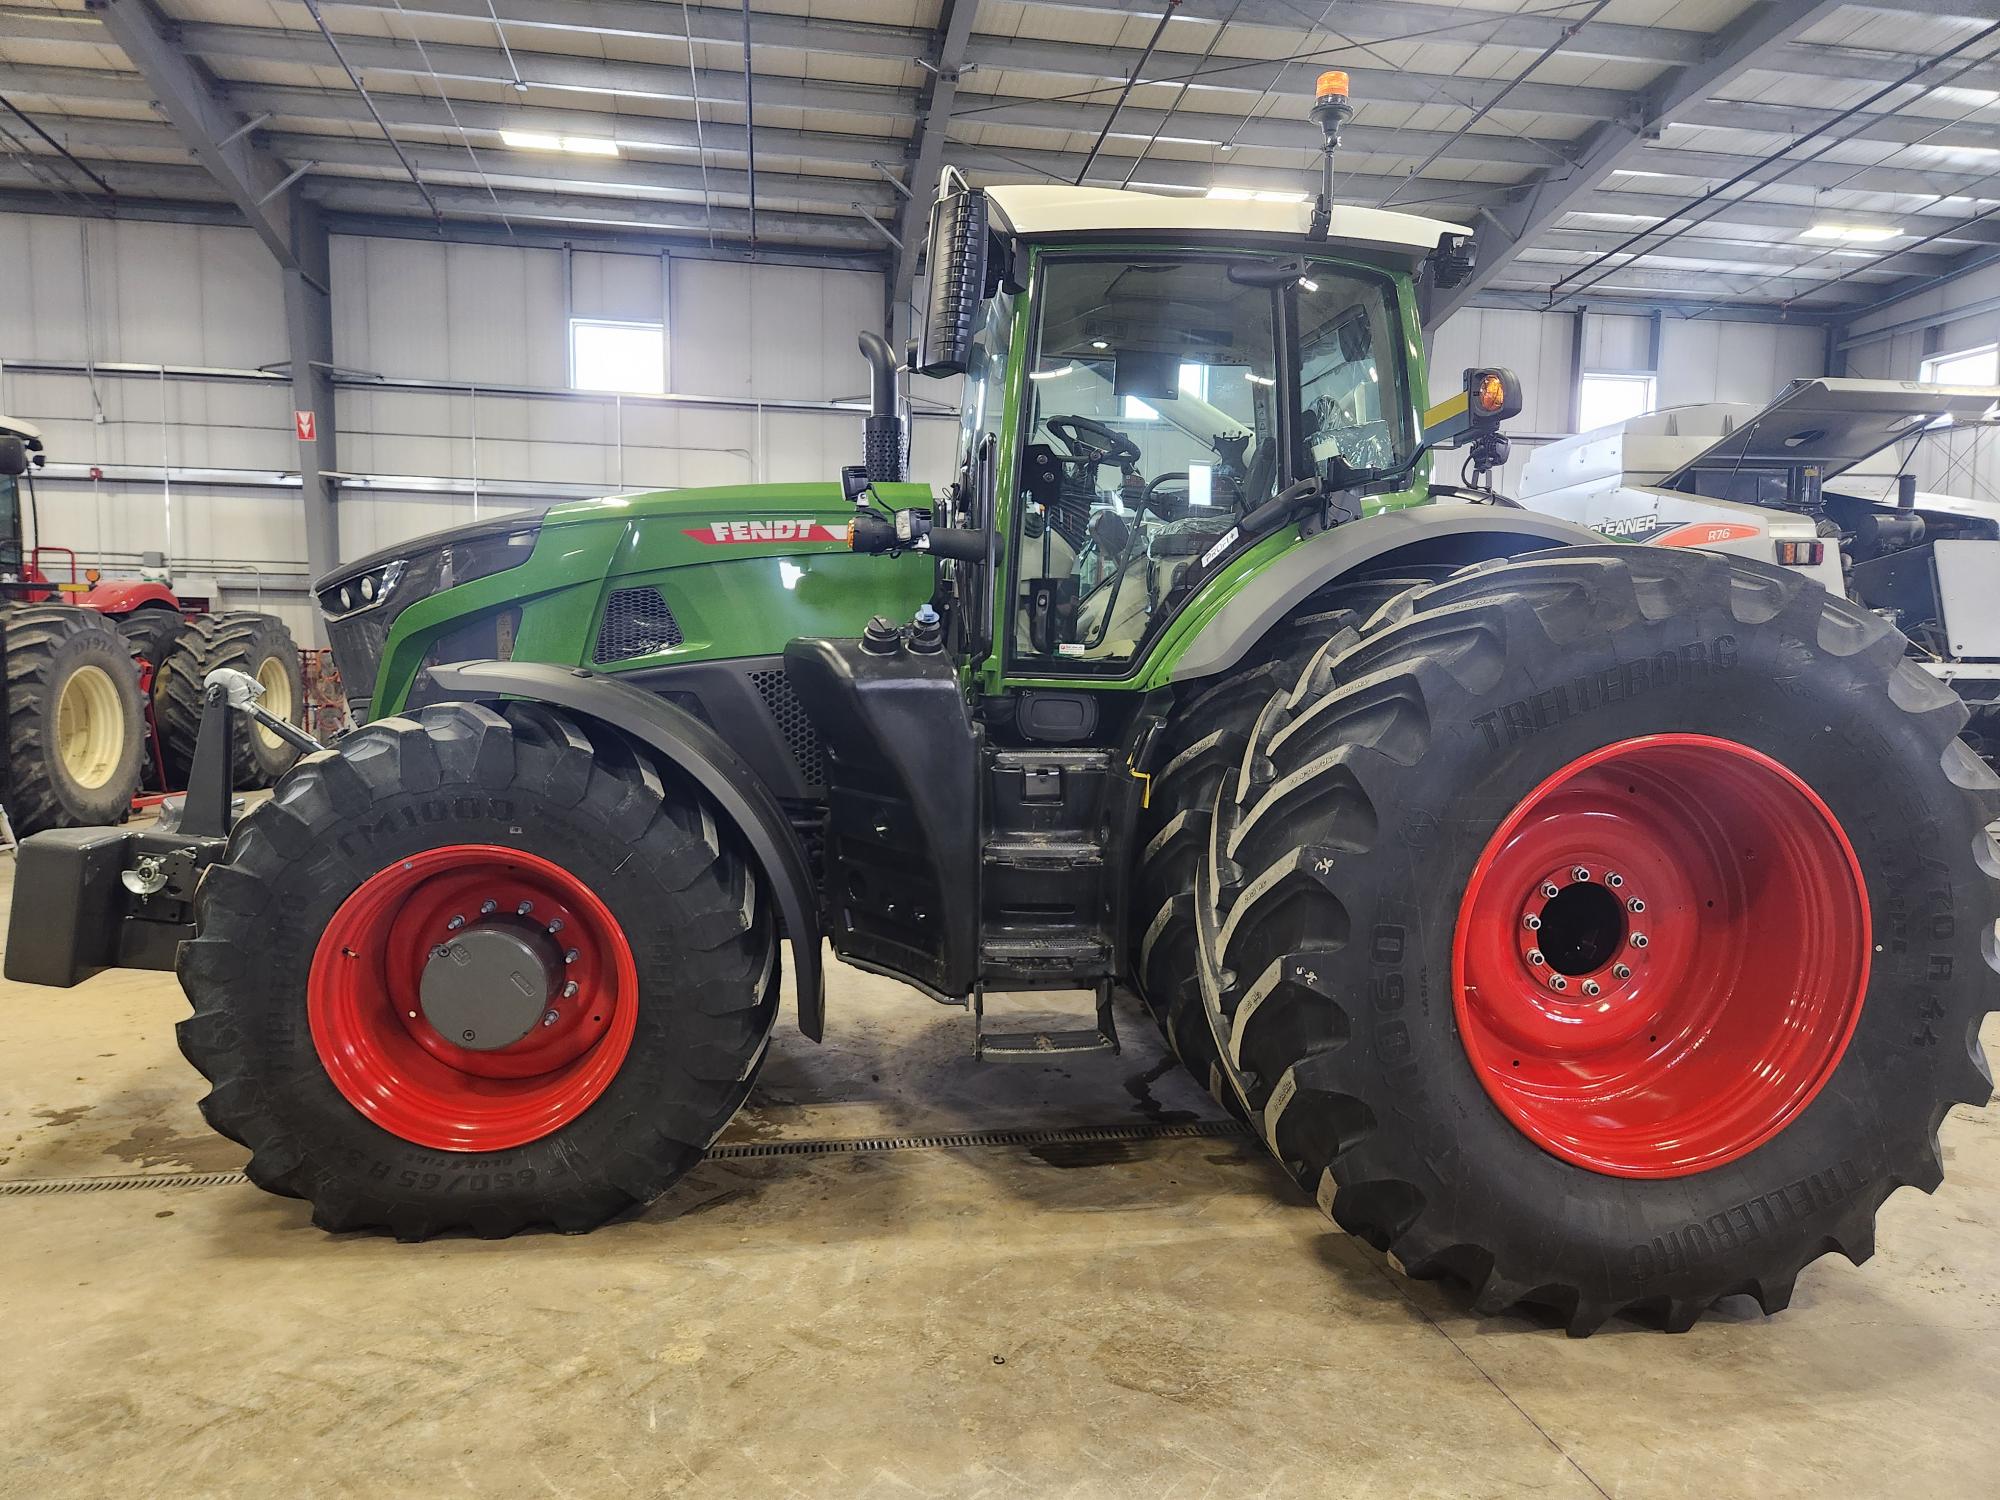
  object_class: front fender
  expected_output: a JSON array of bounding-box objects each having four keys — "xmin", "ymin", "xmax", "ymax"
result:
[
  {"xmin": 1168, "ymin": 507, "xmax": 1607, "ymax": 683},
  {"xmin": 425, "ymin": 660, "xmax": 827, "ymax": 1040}
]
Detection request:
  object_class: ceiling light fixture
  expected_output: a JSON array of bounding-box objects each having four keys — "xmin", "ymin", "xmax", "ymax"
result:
[
  {"xmin": 501, "ymin": 130, "xmax": 620, "ymax": 157},
  {"xmin": 1800, "ymin": 223, "xmax": 1899, "ymax": 243}
]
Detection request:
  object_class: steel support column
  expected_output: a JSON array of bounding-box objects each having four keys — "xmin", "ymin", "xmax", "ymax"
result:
[{"xmin": 284, "ymin": 199, "xmax": 339, "ymax": 636}]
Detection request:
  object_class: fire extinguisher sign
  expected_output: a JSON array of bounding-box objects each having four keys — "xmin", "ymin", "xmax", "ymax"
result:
[{"xmin": 294, "ymin": 410, "xmax": 316, "ymax": 442}]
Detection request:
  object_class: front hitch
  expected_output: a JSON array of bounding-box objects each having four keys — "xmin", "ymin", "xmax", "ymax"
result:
[{"xmin": 4, "ymin": 671, "xmax": 322, "ymax": 987}]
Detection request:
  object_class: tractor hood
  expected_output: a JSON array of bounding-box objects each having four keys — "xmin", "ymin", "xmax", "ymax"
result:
[
  {"xmin": 315, "ymin": 480, "xmax": 935, "ymax": 723},
  {"xmin": 314, "ymin": 479, "xmax": 935, "ymax": 598}
]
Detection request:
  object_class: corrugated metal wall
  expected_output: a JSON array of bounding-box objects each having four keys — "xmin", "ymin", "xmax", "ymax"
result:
[{"xmin": 2, "ymin": 208, "xmax": 1837, "ymax": 638}]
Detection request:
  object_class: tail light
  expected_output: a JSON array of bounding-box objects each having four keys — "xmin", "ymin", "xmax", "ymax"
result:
[{"xmin": 1775, "ymin": 540, "xmax": 1824, "ymax": 567}]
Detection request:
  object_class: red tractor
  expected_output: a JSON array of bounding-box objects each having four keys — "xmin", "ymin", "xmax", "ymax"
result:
[{"xmin": 0, "ymin": 416, "xmax": 303, "ymax": 833}]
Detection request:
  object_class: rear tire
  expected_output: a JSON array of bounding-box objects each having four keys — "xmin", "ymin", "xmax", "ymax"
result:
[
  {"xmin": 178, "ymin": 701, "xmax": 780, "ymax": 1239},
  {"xmin": 1131, "ymin": 575, "xmax": 1447, "ymax": 1099},
  {"xmin": 160, "ymin": 611, "xmax": 303, "ymax": 789},
  {"xmin": 3, "ymin": 604, "xmax": 146, "ymax": 833},
  {"xmin": 1196, "ymin": 546, "xmax": 2000, "ymax": 1332}
]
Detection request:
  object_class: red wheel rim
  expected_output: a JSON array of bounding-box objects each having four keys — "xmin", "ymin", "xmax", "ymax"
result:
[
  {"xmin": 1453, "ymin": 734, "xmax": 1870, "ymax": 1178},
  {"xmin": 308, "ymin": 844, "xmax": 639, "ymax": 1152}
]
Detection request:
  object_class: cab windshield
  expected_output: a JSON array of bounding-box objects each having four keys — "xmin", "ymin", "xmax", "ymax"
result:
[{"xmin": 1011, "ymin": 253, "xmax": 1411, "ymax": 672}]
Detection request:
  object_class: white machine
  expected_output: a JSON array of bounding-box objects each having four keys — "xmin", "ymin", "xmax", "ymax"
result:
[{"xmin": 1517, "ymin": 377, "xmax": 2000, "ymax": 751}]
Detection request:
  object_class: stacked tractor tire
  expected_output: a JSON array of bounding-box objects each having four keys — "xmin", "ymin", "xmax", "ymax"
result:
[{"xmin": 2, "ymin": 602, "xmax": 303, "ymax": 835}]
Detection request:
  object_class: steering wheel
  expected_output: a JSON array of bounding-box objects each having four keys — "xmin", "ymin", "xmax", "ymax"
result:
[{"xmin": 1046, "ymin": 414, "xmax": 1141, "ymax": 471}]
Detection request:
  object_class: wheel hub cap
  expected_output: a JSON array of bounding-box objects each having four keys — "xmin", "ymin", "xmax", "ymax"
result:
[
  {"xmin": 1454, "ymin": 734, "xmax": 1871, "ymax": 1179},
  {"xmin": 420, "ymin": 925, "xmax": 560, "ymax": 1051}
]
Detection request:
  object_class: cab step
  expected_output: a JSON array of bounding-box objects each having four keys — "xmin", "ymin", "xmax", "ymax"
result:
[{"xmin": 970, "ymin": 980, "xmax": 1120, "ymax": 1061}]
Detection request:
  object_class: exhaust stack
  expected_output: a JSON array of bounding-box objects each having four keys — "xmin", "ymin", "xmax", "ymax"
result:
[{"xmin": 857, "ymin": 331, "xmax": 906, "ymax": 483}]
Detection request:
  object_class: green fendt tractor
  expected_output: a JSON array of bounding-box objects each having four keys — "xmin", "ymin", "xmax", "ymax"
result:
[{"xmin": 12, "ymin": 138, "xmax": 1998, "ymax": 1333}]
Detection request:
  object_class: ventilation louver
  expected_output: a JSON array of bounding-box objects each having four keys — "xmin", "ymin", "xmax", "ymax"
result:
[{"xmin": 593, "ymin": 587, "xmax": 684, "ymax": 664}]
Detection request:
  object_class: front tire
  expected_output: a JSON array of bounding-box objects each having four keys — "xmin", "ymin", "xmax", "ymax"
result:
[
  {"xmin": 178, "ymin": 701, "xmax": 779, "ymax": 1239},
  {"xmin": 1197, "ymin": 547, "xmax": 2000, "ymax": 1332}
]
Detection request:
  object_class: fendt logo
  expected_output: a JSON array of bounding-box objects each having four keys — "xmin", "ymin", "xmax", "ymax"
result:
[{"xmin": 684, "ymin": 519, "xmax": 847, "ymax": 545}]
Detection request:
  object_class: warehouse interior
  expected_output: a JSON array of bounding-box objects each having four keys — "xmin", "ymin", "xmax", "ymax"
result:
[{"xmin": 3, "ymin": 0, "xmax": 2000, "ymax": 1494}]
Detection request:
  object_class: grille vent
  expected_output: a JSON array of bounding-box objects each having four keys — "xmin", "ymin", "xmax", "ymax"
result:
[
  {"xmin": 750, "ymin": 667, "xmax": 828, "ymax": 787},
  {"xmin": 594, "ymin": 587, "xmax": 684, "ymax": 664}
]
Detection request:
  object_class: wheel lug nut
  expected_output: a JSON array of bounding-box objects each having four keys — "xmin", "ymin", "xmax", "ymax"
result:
[
  {"xmin": 1523, "ymin": 914, "xmax": 1542, "ymax": 931},
  {"xmin": 1631, "ymin": 933, "xmax": 1649, "ymax": 949},
  {"xmin": 564, "ymin": 949, "xmax": 579, "ymax": 965},
  {"xmin": 563, "ymin": 981, "xmax": 578, "ymax": 999},
  {"xmin": 446, "ymin": 914, "xmax": 465, "ymax": 931},
  {"xmin": 1614, "ymin": 963, "xmax": 1631, "ymax": 980},
  {"xmin": 480, "ymin": 899, "xmax": 497, "ymax": 915},
  {"xmin": 1607, "ymin": 873, "xmax": 1624, "ymax": 888},
  {"xmin": 1549, "ymin": 974, "xmax": 1568, "ymax": 991},
  {"xmin": 542, "ymin": 1009, "xmax": 560, "ymax": 1027},
  {"xmin": 1571, "ymin": 866, "xmax": 1590, "ymax": 882},
  {"xmin": 517, "ymin": 900, "xmax": 534, "ymax": 916},
  {"xmin": 547, "ymin": 918, "xmax": 564, "ymax": 934},
  {"xmin": 1627, "ymin": 897, "xmax": 1645, "ymax": 913},
  {"xmin": 1542, "ymin": 882, "xmax": 1560, "ymax": 899},
  {"xmin": 1583, "ymin": 980, "xmax": 1601, "ymax": 997},
  {"xmin": 1528, "ymin": 949, "xmax": 1546, "ymax": 966}
]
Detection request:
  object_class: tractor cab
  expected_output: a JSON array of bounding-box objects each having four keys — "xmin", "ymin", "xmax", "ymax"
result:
[
  {"xmin": 0, "ymin": 416, "xmax": 48, "ymax": 597},
  {"xmin": 862, "ymin": 176, "xmax": 1477, "ymax": 693}
]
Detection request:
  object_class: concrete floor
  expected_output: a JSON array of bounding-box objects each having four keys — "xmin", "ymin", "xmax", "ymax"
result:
[{"xmin": 2, "ymin": 861, "xmax": 1999, "ymax": 1498}]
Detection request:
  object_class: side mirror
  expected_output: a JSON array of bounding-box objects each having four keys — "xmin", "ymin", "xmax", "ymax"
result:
[
  {"xmin": 0, "ymin": 437, "xmax": 27, "ymax": 479},
  {"xmin": 913, "ymin": 178, "xmax": 990, "ymax": 379}
]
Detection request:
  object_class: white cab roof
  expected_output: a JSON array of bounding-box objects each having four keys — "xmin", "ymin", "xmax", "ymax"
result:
[{"xmin": 985, "ymin": 184, "xmax": 1465, "ymax": 264}]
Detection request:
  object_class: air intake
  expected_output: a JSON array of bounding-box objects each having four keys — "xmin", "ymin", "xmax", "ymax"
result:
[
  {"xmin": 593, "ymin": 586, "xmax": 684, "ymax": 664},
  {"xmin": 749, "ymin": 666, "xmax": 829, "ymax": 787}
]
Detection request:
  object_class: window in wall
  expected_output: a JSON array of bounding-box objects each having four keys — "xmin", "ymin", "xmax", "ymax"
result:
[
  {"xmin": 1920, "ymin": 344, "xmax": 1999, "ymax": 386},
  {"xmin": 1578, "ymin": 371, "xmax": 1656, "ymax": 431},
  {"xmin": 570, "ymin": 318, "xmax": 666, "ymax": 394}
]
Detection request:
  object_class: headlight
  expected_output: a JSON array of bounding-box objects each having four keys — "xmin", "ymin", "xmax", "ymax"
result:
[
  {"xmin": 323, "ymin": 559, "xmax": 406, "ymax": 621},
  {"xmin": 317, "ymin": 516, "xmax": 543, "ymax": 622}
]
